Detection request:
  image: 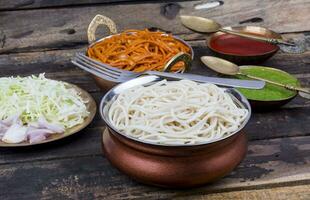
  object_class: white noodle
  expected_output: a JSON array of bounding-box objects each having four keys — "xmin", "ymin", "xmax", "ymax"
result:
[{"xmin": 108, "ymin": 80, "xmax": 248, "ymax": 145}]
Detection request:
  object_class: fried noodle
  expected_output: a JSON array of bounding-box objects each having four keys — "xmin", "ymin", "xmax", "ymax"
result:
[{"xmin": 87, "ymin": 29, "xmax": 190, "ymax": 72}]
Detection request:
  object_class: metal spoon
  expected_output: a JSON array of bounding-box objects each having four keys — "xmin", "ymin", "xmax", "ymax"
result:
[
  {"xmin": 200, "ymin": 56, "xmax": 310, "ymax": 98},
  {"xmin": 180, "ymin": 15, "xmax": 295, "ymax": 46}
]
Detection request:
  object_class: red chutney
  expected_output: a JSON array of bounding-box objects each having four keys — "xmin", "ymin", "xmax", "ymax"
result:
[{"xmin": 209, "ymin": 33, "xmax": 278, "ymax": 56}]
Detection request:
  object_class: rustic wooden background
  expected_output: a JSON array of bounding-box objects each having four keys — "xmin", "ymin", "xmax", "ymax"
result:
[{"xmin": 0, "ymin": 0, "xmax": 310, "ymax": 199}]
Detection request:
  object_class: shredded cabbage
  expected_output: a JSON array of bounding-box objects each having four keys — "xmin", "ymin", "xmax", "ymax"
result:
[{"xmin": 0, "ymin": 74, "xmax": 90, "ymax": 129}]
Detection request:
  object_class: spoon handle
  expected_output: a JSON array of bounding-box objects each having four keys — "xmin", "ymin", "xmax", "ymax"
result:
[
  {"xmin": 147, "ymin": 71, "xmax": 265, "ymax": 89},
  {"xmin": 244, "ymin": 74, "xmax": 310, "ymax": 94},
  {"xmin": 219, "ymin": 28, "xmax": 295, "ymax": 46}
]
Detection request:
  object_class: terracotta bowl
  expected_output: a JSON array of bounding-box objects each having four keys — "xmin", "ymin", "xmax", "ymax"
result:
[
  {"xmin": 99, "ymin": 76, "xmax": 252, "ymax": 188},
  {"xmin": 207, "ymin": 26, "xmax": 281, "ymax": 65}
]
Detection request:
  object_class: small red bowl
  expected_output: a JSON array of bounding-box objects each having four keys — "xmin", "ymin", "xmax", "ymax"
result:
[{"xmin": 207, "ymin": 26, "xmax": 281, "ymax": 65}]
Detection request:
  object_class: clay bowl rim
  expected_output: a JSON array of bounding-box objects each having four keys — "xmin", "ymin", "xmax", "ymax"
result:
[
  {"xmin": 236, "ymin": 65, "xmax": 299, "ymax": 103},
  {"xmin": 206, "ymin": 26, "xmax": 281, "ymax": 57},
  {"xmin": 99, "ymin": 75, "xmax": 252, "ymax": 148}
]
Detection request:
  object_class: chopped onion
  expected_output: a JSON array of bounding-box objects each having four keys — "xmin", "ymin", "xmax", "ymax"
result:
[{"xmin": 2, "ymin": 124, "xmax": 27, "ymax": 143}]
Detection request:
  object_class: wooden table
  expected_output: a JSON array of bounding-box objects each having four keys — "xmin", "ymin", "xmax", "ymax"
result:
[{"xmin": 0, "ymin": 0, "xmax": 310, "ymax": 199}]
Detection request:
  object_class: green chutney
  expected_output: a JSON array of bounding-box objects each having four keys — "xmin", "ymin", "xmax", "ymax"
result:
[{"xmin": 235, "ymin": 66, "xmax": 300, "ymax": 101}]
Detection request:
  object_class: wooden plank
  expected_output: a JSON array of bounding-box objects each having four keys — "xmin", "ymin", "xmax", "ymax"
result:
[
  {"xmin": 0, "ymin": 135, "xmax": 309, "ymax": 199},
  {"xmin": 247, "ymin": 105, "xmax": 310, "ymax": 139},
  {"xmin": 0, "ymin": 126, "xmax": 103, "ymax": 165},
  {"xmin": 0, "ymin": 0, "xmax": 309, "ymax": 53},
  {"xmin": 0, "ymin": 0, "xmax": 145, "ymax": 11},
  {"xmin": 0, "ymin": 40, "xmax": 309, "ymax": 78},
  {"xmin": 174, "ymin": 185, "xmax": 310, "ymax": 200},
  {"xmin": 0, "ymin": 43, "xmax": 309, "ymax": 104}
]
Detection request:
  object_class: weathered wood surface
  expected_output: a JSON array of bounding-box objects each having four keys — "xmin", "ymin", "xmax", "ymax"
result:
[
  {"xmin": 0, "ymin": 41, "xmax": 309, "ymax": 158},
  {"xmin": 1, "ymin": 39, "xmax": 309, "ymax": 75},
  {"xmin": 1, "ymin": 0, "xmax": 310, "ymax": 53},
  {"xmin": 1, "ymin": 0, "xmax": 310, "ymax": 199},
  {"xmin": 0, "ymin": 0, "xmax": 145, "ymax": 11},
  {"xmin": 0, "ymin": 45, "xmax": 309, "ymax": 199},
  {"xmin": 0, "ymin": 135, "xmax": 309, "ymax": 199},
  {"xmin": 0, "ymin": 40, "xmax": 309, "ymax": 88},
  {"xmin": 175, "ymin": 185, "xmax": 310, "ymax": 200}
]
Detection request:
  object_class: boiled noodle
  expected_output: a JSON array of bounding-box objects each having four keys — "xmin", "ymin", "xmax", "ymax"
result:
[{"xmin": 108, "ymin": 80, "xmax": 248, "ymax": 145}]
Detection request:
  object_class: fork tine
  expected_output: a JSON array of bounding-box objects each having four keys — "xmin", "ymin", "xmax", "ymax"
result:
[
  {"xmin": 72, "ymin": 58, "xmax": 118, "ymax": 82},
  {"xmin": 77, "ymin": 53, "xmax": 127, "ymax": 75},
  {"xmin": 72, "ymin": 60, "xmax": 119, "ymax": 82},
  {"xmin": 74, "ymin": 56, "xmax": 121, "ymax": 79},
  {"xmin": 76, "ymin": 53, "xmax": 121, "ymax": 76},
  {"xmin": 72, "ymin": 57, "xmax": 121, "ymax": 82}
]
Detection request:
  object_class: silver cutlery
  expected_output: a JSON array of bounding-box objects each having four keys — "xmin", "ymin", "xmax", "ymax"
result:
[{"xmin": 71, "ymin": 52, "xmax": 265, "ymax": 89}]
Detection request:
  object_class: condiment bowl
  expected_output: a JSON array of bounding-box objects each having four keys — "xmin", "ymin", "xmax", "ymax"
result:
[
  {"xmin": 99, "ymin": 75, "xmax": 252, "ymax": 188},
  {"xmin": 236, "ymin": 66, "xmax": 299, "ymax": 111},
  {"xmin": 207, "ymin": 26, "xmax": 281, "ymax": 65}
]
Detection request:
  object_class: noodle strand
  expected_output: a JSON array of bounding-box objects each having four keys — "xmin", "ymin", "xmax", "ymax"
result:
[{"xmin": 108, "ymin": 80, "xmax": 248, "ymax": 145}]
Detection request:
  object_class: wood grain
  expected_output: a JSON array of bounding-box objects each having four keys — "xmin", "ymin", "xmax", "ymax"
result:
[
  {"xmin": 0, "ymin": 40, "xmax": 309, "ymax": 81},
  {"xmin": 0, "ymin": 0, "xmax": 143, "ymax": 11},
  {"xmin": 0, "ymin": 135, "xmax": 309, "ymax": 199},
  {"xmin": 175, "ymin": 185, "xmax": 310, "ymax": 200},
  {"xmin": 0, "ymin": 0, "xmax": 309, "ymax": 53}
]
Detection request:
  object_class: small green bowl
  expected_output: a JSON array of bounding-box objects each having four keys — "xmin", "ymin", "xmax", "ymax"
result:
[{"xmin": 234, "ymin": 66, "xmax": 299, "ymax": 111}]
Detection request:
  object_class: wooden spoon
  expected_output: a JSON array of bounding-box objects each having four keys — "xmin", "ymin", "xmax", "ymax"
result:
[
  {"xmin": 180, "ymin": 15, "xmax": 295, "ymax": 46},
  {"xmin": 200, "ymin": 56, "xmax": 310, "ymax": 98}
]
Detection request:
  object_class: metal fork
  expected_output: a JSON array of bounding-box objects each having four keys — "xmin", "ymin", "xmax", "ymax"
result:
[{"xmin": 71, "ymin": 52, "xmax": 265, "ymax": 89}]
